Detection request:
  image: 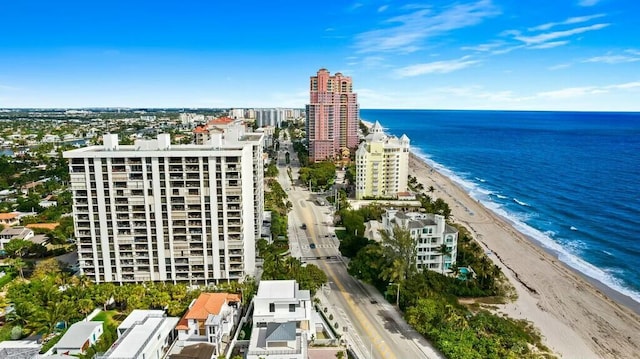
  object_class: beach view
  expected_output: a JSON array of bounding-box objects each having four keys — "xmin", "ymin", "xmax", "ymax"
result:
[{"xmin": 1, "ymin": 0, "xmax": 639, "ymax": 358}]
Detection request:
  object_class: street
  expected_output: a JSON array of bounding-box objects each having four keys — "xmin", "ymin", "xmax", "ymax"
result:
[{"xmin": 275, "ymin": 135, "xmax": 443, "ymax": 359}]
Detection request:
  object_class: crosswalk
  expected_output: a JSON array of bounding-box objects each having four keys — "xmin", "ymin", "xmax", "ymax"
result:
[{"xmin": 308, "ymin": 243, "xmax": 337, "ymax": 249}]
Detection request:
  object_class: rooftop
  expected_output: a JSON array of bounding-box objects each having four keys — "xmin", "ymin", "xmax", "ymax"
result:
[
  {"xmin": 0, "ymin": 212, "xmax": 18, "ymax": 220},
  {"xmin": 55, "ymin": 321, "xmax": 103, "ymax": 350},
  {"xmin": 26, "ymin": 222, "xmax": 60, "ymax": 231}
]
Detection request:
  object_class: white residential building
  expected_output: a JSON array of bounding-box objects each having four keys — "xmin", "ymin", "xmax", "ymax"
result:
[
  {"xmin": 355, "ymin": 121, "xmax": 410, "ymax": 199},
  {"xmin": 382, "ymin": 209, "xmax": 458, "ymax": 273},
  {"xmin": 63, "ymin": 132, "xmax": 263, "ymax": 284},
  {"xmin": 98, "ymin": 310, "xmax": 179, "ymax": 359},
  {"xmin": 176, "ymin": 292, "xmax": 241, "ymax": 357},
  {"xmin": 193, "ymin": 118, "xmax": 265, "ymax": 238},
  {"xmin": 247, "ymin": 280, "xmax": 314, "ymax": 359},
  {"xmin": 54, "ymin": 321, "xmax": 104, "ymax": 355},
  {"xmin": 0, "ymin": 227, "xmax": 35, "ymax": 251}
]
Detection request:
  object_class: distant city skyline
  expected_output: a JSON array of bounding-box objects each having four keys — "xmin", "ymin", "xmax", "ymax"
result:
[{"xmin": 1, "ymin": 0, "xmax": 639, "ymax": 111}]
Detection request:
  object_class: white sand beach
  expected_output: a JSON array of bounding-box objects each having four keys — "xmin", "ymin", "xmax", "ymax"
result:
[{"xmin": 408, "ymin": 153, "xmax": 640, "ymax": 358}]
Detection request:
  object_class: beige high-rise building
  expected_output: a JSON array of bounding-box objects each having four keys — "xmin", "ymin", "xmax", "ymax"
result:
[
  {"xmin": 355, "ymin": 121, "xmax": 410, "ymax": 199},
  {"xmin": 64, "ymin": 131, "xmax": 263, "ymax": 284}
]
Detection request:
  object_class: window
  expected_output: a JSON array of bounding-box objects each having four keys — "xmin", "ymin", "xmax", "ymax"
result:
[
  {"xmin": 289, "ymin": 304, "xmax": 296, "ymax": 312},
  {"xmin": 269, "ymin": 303, "xmax": 275, "ymax": 312}
]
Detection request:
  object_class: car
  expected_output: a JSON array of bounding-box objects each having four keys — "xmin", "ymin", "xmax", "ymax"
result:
[
  {"xmin": 309, "ymin": 243, "xmax": 316, "ymax": 249},
  {"xmin": 301, "ymin": 224, "xmax": 307, "ymax": 230}
]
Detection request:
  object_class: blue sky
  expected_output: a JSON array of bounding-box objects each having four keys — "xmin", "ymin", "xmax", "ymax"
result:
[{"xmin": 1, "ymin": 0, "xmax": 639, "ymax": 110}]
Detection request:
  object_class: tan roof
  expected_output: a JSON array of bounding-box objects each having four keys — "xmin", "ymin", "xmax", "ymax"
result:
[
  {"xmin": 26, "ymin": 223, "xmax": 60, "ymax": 230},
  {"xmin": 0, "ymin": 213, "xmax": 18, "ymax": 220}
]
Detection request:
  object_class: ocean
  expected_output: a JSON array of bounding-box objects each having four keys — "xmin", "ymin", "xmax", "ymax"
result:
[{"xmin": 361, "ymin": 109, "xmax": 640, "ymax": 304}]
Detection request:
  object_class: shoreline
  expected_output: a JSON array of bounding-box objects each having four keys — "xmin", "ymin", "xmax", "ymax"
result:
[{"xmin": 407, "ymin": 151, "xmax": 640, "ymax": 358}]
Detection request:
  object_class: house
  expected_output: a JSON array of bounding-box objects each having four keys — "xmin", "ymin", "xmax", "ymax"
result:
[
  {"xmin": 0, "ymin": 226, "xmax": 35, "ymax": 251},
  {"xmin": 54, "ymin": 321, "xmax": 104, "ymax": 355},
  {"xmin": 0, "ymin": 212, "xmax": 20, "ymax": 227},
  {"xmin": 382, "ymin": 209, "xmax": 458, "ymax": 273},
  {"xmin": 247, "ymin": 280, "xmax": 315, "ymax": 359},
  {"xmin": 0, "ymin": 339, "xmax": 41, "ymax": 358},
  {"xmin": 176, "ymin": 293, "xmax": 241, "ymax": 357},
  {"xmin": 39, "ymin": 199, "xmax": 58, "ymax": 208},
  {"xmin": 97, "ymin": 310, "xmax": 179, "ymax": 359},
  {"xmin": 248, "ymin": 321, "xmax": 306, "ymax": 359},
  {"xmin": 43, "ymin": 134, "xmax": 61, "ymax": 143}
]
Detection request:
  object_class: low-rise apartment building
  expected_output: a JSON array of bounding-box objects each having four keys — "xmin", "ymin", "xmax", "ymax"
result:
[{"xmin": 382, "ymin": 209, "xmax": 458, "ymax": 273}]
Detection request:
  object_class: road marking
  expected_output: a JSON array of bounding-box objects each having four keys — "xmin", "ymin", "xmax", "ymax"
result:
[{"xmin": 294, "ymin": 183, "xmax": 398, "ymax": 359}]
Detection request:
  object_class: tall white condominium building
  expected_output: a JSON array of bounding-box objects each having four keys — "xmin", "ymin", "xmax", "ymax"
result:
[
  {"xmin": 355, "ymin": 121, "xmax": 410, "ymax": 199},
  {"xmin": 63, "ymin": 131, "xmax": 263, "ymax": 284},
  {"xmin": 382, "ymin": 209, "xmax": 458, "ymax": 273}
]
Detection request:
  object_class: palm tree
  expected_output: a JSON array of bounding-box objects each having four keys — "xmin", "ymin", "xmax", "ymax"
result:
[
  {"xmin": 436, "ymin": 244, "xmax": 452, "ymax": 274},
  {"xmin": 78, "ymin": 298, "xmax": 95, "ymax": 321},
  {"xmin": 10, "ymin": 258, "xmax": 26, "ymax": 279}
]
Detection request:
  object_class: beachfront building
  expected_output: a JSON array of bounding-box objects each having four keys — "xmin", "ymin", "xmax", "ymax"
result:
[
  {"xmin": 63, "ymin": 132, "xmax": 263, "ymax": 284},
  {"xmin": 355, "ymin": 121, "xmax": 410, "ymax": 200},
  {"xmin": 247, "ymin": 280, "xmax": 314, "ymax": 359},
  {"xmin": 176, "ymin": 292, "xmax": 241, "ymax": 356},
  {"xmin": 306, "ymin": 68, "xmax": 359, "ymax": 162},
  {"xmin": 98, "ymin": 310, "xmax": 179, "ymax": 359},
  {"xmin": 382, "ymin": 209, "xmax": 458, "ymax": 273}
]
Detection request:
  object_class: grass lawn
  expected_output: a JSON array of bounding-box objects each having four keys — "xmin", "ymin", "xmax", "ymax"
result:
[{"xmin": 91, "ymin": 310, "xmax": 125, "ymax": 327}]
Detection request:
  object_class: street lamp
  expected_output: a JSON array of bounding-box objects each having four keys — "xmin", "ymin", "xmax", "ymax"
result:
[{"xmin": 389, "ymin": 282, "xmax": 400, "ymax": 308}]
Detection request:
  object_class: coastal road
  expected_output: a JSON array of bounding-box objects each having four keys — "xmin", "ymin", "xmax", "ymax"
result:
[{"xmin": 276, "ymin": 134, "xmax": 443, "ymax": 359}]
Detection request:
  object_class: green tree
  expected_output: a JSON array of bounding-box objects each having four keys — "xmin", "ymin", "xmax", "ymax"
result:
[
  {"xmin": 9, "ymin": 257, "xmax": 27, "ymax": 279},
  {"xmin": 379, "ymin": 225, "xmax": 418, "ymax": 284},
  {"xmin": 436, "ymin": 244, "xmax": 453, "ymax": 273},
  {"xmin": 4, "ymin": 239, "xmax": 32, "ymax": 259}
]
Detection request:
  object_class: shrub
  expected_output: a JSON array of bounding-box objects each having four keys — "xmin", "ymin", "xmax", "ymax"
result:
[{"xmin": 10, "ymin": 325, "xmax": 22, "ymax": 340}]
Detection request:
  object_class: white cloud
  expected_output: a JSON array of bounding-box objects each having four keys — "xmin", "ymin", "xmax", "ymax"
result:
[
  {"xmin": 548, "ymin": 63, "xmax": 572, "ymax": 70},
  {"xmin": 528, "ymin": 14, "xmax": 605, "ymax": 31},
  {"xmin": 529, "ymin": 41, "xmax": 569, "ymax": 49},
  {"xmin": 538, "ymin": 82, "xmax": 640, "ymax": 99},
  {"xmin": 490, "ymin": 45, "xmax": 524, "ymax": 55},
  {"xmin": 578, "ymin": 0, "xmax": 600, "ymax": 6},
  {"xmin": 513, "ymin": 23, "xmax": 609, "ymax": 45},
  {"xmin": 538, "ymin": 86, "xmax": 605, "ymax": 99},
  {"xmin": 354, "ymin": 0, "xmax": 500, "ymax": 53},
  {"xmin": 0, "ymin": 84, "xmax": 19, "ymax": 91},
  {"xmin": 608, "ymin": 82, "xmax": 640, "ymax": 90},
  {"xmin": 378, "ymin": 5, "xmax": 389, "ymax": 13},
  {"xmin": 461, "ymin": 41, "xmax": 505, "ymax": 52},
  {"xmin": 395, "ymin": 56, "xmax": 479, "ymax": 77},
  {"xmin": 584, "ymin": 54, "xmax": 640, "ymax": 64}
]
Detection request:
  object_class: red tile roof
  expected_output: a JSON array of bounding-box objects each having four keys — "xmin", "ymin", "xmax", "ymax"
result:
[
  {"xmin": 0, "ymin": 212, "xmax": 18, "ymax": 220},
  {"xmin": 176, "ymin": 292, "xmax": 240, "ymax": 330},
  {"xmin": 193, "ymin": 125, "xmax": 208, "ymax": 134},
  {"xmin": 207, "ymin": 117, "xmax": 234, "ymax": 126}
]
